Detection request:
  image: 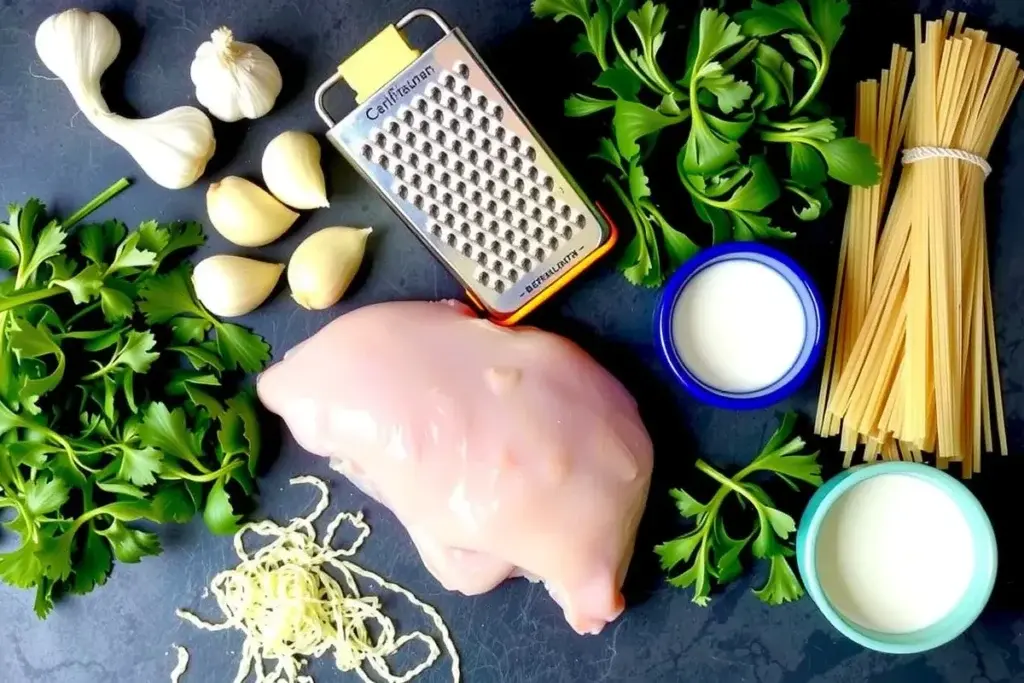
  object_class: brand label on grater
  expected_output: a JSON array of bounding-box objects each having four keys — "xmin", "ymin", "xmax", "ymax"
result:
[
  {"xmin": 526, "ymin": 249, "xmax": 579, "ymax": 294},
  {"xmin": 365, "ymin": 65, "xmax": 436, "ymax": 121}
]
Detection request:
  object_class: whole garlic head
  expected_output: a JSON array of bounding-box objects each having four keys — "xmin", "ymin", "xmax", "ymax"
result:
[{"xmin": 191, "ymin": 27, "xmax": 282, "ymax": 122}]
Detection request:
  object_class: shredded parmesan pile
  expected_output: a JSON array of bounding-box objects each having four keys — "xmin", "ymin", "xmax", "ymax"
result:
[{"xmin": 175, "ymin": 476, "xmax": 460, "ymax": 683}]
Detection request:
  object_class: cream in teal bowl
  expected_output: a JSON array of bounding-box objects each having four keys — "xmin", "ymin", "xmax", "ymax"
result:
[{"xmin": 796, "ymin": 462, "xmax": 997, "ymax": 654}]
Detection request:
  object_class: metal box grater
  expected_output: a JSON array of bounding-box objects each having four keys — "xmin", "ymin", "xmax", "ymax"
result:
[{"xmin": 314, "ymin": 8, "xmax": 617, "ymax": 325}]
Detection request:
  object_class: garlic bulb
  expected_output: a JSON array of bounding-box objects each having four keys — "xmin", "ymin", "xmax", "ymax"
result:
[
  {"xmin": 262, "ymin": 131, "xmax": 330, "ymax": 210},
  {"xmin": 35, "ymin": 9, "xmax": 216, "ymax": 189},
  {"xmin": 191, "ymin": 28, "xmax": 282, "ymax": 122},
  {"xmin": 207, "ymin": 176, "xmax": 299, "ymax": 247},
  {"xmin": 192, "ymin": 255, "xmax": 283, "ymax": 317},
  {"xmin": 288, "ymin": 227, "xmax": 372, "ymax": 310}
]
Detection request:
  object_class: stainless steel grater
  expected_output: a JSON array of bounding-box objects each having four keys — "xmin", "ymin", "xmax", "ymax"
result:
[{"xmin": 314, "ymin": 8, "xmax": 617, "ymax": 325}]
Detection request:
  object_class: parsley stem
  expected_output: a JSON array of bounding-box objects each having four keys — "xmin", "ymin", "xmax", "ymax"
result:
[
  {"xmin": 791, "ymin": 50, "xmax": 829, "ymax": 116},
  {"xmin": 0, "ymin": 286, "xmax": 63, "ymax": 315},
  {"xmin": 695, "ymin": 459, "xmax": 762, "ymax": 508},
  {"xmin": 165, "ymin": 461, "xmax": 241, "ymax": 483},
  {"xmin": 63, "ymin": 177, "xmax": 131, "ymax": 230},
  {"xmin": 610, "ymin": 25, "xmax": 665, "ymax": 97},
  {"xmin": 65, "ymin": 302, "xmax": 101, "ymax": 327}
]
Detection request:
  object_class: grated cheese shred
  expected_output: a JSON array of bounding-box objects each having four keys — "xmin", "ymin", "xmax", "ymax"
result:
[{"xmin": 175, "ymin": 476, "xmax": 460, "ymax": 683}]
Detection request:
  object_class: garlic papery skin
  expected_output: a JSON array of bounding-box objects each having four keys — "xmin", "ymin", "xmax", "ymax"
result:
[
  {"xmin": 35, "ymin": 9, "xmax": 217, "ymax": 189},
  {"xmin": 207, "ymin": 176, "xmax": 299, "ymax": 247},
  {"xmin": 191, "ymin": 27, "xmax": 282, "ymax": 123},
  {"xmin": 35, "ymin": 9, "xmax": 120, "ymax": 115},
  {"xmin": 288, "ymin": 227, "xmax": 372, "ymax": 310},
  {"xmin": 92, "ymin": 107, "xmax": 216, "ymax": 190},
  {"xmin": 192, "ymin": 255, "xmax": 284, "ymax": 318},
  {"xmin": 262, "ymin": 131, "xmax": 330, "ymax": 210}
]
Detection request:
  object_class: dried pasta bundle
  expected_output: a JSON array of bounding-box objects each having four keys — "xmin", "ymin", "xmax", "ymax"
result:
[{"xmin": 821, "ymin": 13, "xmax": 1022, "ymax": 476}]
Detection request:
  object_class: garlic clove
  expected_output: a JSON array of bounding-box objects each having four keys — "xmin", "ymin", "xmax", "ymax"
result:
[
  {"xmin": 35, "ymin": 9, "xmax": 120, "ymax": 114},
  {"xmin": 207, "ymin": 177, "xmax": 299, "ymax": 247},
  {"xmin": 192, "ymin": 255, "xmax": 284, "ymax": 318},
  {"xmin": 92, "ymin": 107, "xmax": 216, "ymax": 190},
  {"xmin": 191, "ymin": 27, "xmax": 282, "ymax": 123},
  {"xmin": 262, "ymin": 131, "xmax": 330, "ymax": 210},
  {"xmin": 288, "ymin": 227, "xmax": 372, "ymax": 310}
]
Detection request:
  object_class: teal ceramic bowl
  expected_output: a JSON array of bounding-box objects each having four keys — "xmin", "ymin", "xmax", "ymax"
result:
[{"xmin": 796, "ymin": 462, "xmax": 997, "ymax": 654}]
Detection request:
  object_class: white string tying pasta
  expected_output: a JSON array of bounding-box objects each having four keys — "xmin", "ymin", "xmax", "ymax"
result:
[
  {"xmin": 175, "ymin": 476, "xmax": 461, "ymax": 683},
  {"xmin": 901, "ymin": 145, "xmax": 992, "ymax": 177}
]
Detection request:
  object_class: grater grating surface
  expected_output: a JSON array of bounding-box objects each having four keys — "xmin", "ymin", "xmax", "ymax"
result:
[{"xmin": 315, "ymin": 9, "xmax": 615, "ymax": 324}]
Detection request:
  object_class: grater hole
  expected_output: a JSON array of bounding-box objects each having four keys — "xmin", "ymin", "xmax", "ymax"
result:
[
  {"xmin": 477, "ymin": 270, "xmax": 490, "ymax": 285},
  {"xmin": 458, "ymin": 202, "xmax": 469, "ymax": 216},
  {"xmin": 388, "ymin": 121, "xmax": 400, "ymax": 135},
  {"xmin": 415, "ymin": 97, "xmax": 428, "ymax": 113},
  {"xmin": 497, "ymin": 148, "xmax": 508, "ymax": 163},
  {"xmin": 504, "ymin": 249, "xmax": 517, "ymax": 263},
  {"xmin": 397, "ymin": 185, "xmax": 409, "ymax": 200},
  {"xmin": 547, "ymin": 216, "xmax": 558, "ymax": 229},
  {"xmin": 402, "ymin": 110, "xmax": 414, "ymax": 125},
  {"xmin": 502, "ymin": 209, "xmax": 515, "ymax": 224},
  {"xmin": 455, "ymin": 181, "xmax": 468, "ymax": 196},
  {"xmin": 488, "ymin": 221, "xmax": 500, "ymax": 235},
  {"xmin": 425, "ymin": 162, "xmax": 437, "ymax": 178},
  {"xmin": 514, "ymin": 178, "xmax": 526, "ymax": 193},
  {"xmin": 469, "ymin": 170, "xmax": 482, "ymax": 185},
  {"xmin": 439, "ymin": 171, "xmax": 452, "ymax": 187},
  {"xmin": 449, "ymin": 119, "xmax": 461, "ymax": 135},
  {"xmin": 512, "ymin": 157, "xmax": 523, "ymax": 172},
  {"xmin": 495, "ymin": 280, "xmax": 506, "ymax": 294},
  {"xmin": 487, "ymin": 200, "xmax": 498, "ymax": 215},
  {"xmin": 428, "ymin": 202, "xmax": 440, "ymax": 215},
  {"xmin": 507, "ymin": 267, "xmax": 519, "ymax": 281},
  {"xmin": 531, "ymin": 227, "xmax": 544, "ymax": 241},
  {"xmin": 476, "ymin": 249, "xmax": 487, "ymax": 263},
  {"xmin": 461, "ymin": 243, "xmax": 473, "ymax": 257},
  {"xmin": 495, "ymin": 126, "xmax": 506, "ymax": 141},
  {"xmin": 421, "ymin": 141, "xmax": 434, "ymax": 156},
  {"xmin": 394, "ymin": 164, "xmax": 406, "ymax": 179},
  {"xmin": 459, "ymin": 222, "xmax": 472, "ymax": 236},
  {"xmin": 435, "ymin": 129, "xmax": 447, "ymax": 144},
  {"xmin": 444, "ymin": 74, "xmax": 457, "ymax": 90},
  {"xmin": 410, "ymin": 174, "xmax": 423, "ymax": 189},
  {"xmin": 481, "ymin": 138, "xmax": 492, "ymax": 153},
  {"xmin": 430, "ymin": 223, "xmax": 442, "ymax": 236},
  {"xmin": 492, "ymin": 105, "xmax": 505, "ymax": 121},
  {"xmin": 500, "ymin": 189, "xmax": 512, "ymax": 204},
  {"xmin": 545, "ymin": 196, "xmax": 557, "ymax": 210},
  {"xmin": 483, "ymin": 159, "xmax": 496, "ymax": 174},
  {"xmin": 479, "ymin": 117, "xmax": 490, "ymax": 133},
  {"xmin": 576, "ymin": 214, "xmax": 587, "ymax": 227},
  {"xmin": 413, "ymin": 194, "xmax": 425, "ymax": 209},
  {"xmin": 534, "ymin": 247, "xmax": 546, "ymax": 261},
  {"xmin": 442, "ymin": 192, "xmax": 454, "ymax": 207},
  {"xmin": 548, "ymin": 236, "xmax": 560, "ymax": 250},
  {"xmin": 438, "ymin": 150, "xmax": 450, "ymax": 166},
  {"xmin": 490, "ymin": 241, "xmax": 502, "ymax": 256},
  {"xmin": 562, "ymin": 225, "xmax": 573, "ymax": 239},
  {"xmin": 379, "ymin": 156, "xmax": 390, "ymax": 170},
  {"xmin": 454, "ymin": 160, "xmax": 466, "ymax": 175},
  {"xmin": 560, "ymin": 205, "xmax": 572, "ymax": 219},
  {"xmin": 521, "ymin": 257, "xmax": 533, "ymax": 272},
  {"xmin": 503, "ymin": 228, "xmax": 515, "ymax": 242},
  {"xmin": 427, "ymin": 185, "xmax": 438, "ymax": 199},
  {"xmin": 518, "ymin": 237, "xmax": 530, "ymax": 251},
  {"xmin": 463, "ymin": 107, "xmax": 474, "ymax": 122},
  {"xmin": 375, "ymin": 132, "xmax": 387, "ymax": 147},
  {"xmin": 407, "ymin": 152, "xmax": 420, "ymax": 168},
  {"xmin": 446, "ymin": 233, "xmax": 458, "ymax": 248},
  {"xmin": 474, "ymin": 232, "xmax": 487, "ymax": 246},
  {"xmin": 391, "ymin": 142, "xmax": 403, "ymax": 156},
  {"xmin": 525, "ymin": 146, "xmax": 537, "ymax": 162},
  {"xmin": 472, "ymin": 211, "xmax": 485, "ymax": 225},
  {"xmin": 527, "ymin": 166, "xmax": 539, "ymax": 181},
  {"xmin": 493, "ymin": 260, "xmax": 504, "ymax": 274},
  {"xmin": 429, "ymin": 86, "xmax": 442, "ymax": 102},
  {"xmin": 484, "ymin": 179, "xmax": 497, "ymax": 194},
  {"xmin": 447, "ymin": 97, "xmax": 459, "ymax": 112},
  {"xmin": 468, "ymin": 149, "xmax": 479, "ymax": 165},
  {"xmin": 510, "ymin": 135, "xmax": 521, "ymax": 150},
  {"xmin": 419, "ymin": 120, "xmax": 430, "ymax": 134},
  {"xmin": 451, "ymin": 139, "xmax": 463, "ymax": 155},
  {"xmin": 530, "ymin": 187, "xmax": 541, "ymax": 201},
  {"xmin": 471, "ymin": 190, "xmax": 484, "ymax": 205},
  {"xmin": 461, "ymin": 85, "xmax": 473, "ymax": 100},
  {"xmin": 476, "ymin": 94, "xmax": 488, "ymax": 109},
  {"xmin": 499, "ymin": 169, "xmax": 510, "ymax": 183},
  {"xmin": 455, "ymin": 62, "xmax": 470, "ymax": 79},
  {"xmin": 404, "ymin": 131, "xmax": 416, "ymax": 145},
  {"xmin": 362, "ymin": 144, "xmax": 374, "ymax": 160},
  {"xmin": 531, "ymin": 207, "xmax": 543, "ymax": 222},
  {"xmin": 515, "ymin": 198, "xmax": 527, "ymax": 213},
  {"xmin": 465, "ymin": 129, "xmax": 477, "ymax": 144},
  {"xmin": 543, "ymin": 176, "xmax": 555, "ymax": 191},
  {"xmin": 433, "ymin": 110, "xmax": 444, "ymax": 123},
  {"xmin": 444, "ymin": 213, "xmax": 456, "ymax": 226}
]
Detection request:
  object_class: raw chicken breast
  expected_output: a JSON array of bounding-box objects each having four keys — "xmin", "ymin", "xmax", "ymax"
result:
[{"xmin": 257, "ymin": 300, "xmax": 653, "ymax": 634}]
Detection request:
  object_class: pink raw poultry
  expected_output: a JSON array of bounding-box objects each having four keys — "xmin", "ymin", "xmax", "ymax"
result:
[{"xmin": 257, "ymin": 300, "xmax": 653, "ymax": 634}]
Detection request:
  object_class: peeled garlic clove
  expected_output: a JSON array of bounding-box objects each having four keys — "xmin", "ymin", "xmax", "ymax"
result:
[
  {"xmin": 191, "ymin": 27, "xmax": 282, "ymax": 122},
  {"xmin": 207, "ymin": 176, "xmax": 299, "ymax": 247},
  {"xmin": 288, "ymin": 227, "xmax": 372, "ymax": 310},
  {"xmin": 192, "ymin": 255, "xmax": 283, "ymax": 317},
  {"xmin": 262, "ymin": 131, "xmax": 330, "ymax": 210}
]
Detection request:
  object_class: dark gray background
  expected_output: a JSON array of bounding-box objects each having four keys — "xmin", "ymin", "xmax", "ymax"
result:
[{"xmin": 2, "ymin": 0, "xmax": 1024, "ymax": 681}]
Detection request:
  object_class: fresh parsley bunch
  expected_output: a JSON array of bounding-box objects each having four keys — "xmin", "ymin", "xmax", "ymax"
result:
[
  {"xmin": 655, "ymin": 413, "xmax": 822, "ymax": 606},
  {"xmin": 0, "ymin": 179, "xmax": 271, "ymax": 617},
  {"xmin": 533, "ymin": 0, "xmax": 881, "ymax": 286}
]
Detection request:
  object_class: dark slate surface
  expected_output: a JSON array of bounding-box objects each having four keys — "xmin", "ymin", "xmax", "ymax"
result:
[{"xmin": 1, "ymin": 0, "xmax": 1024, "ymax": 681}]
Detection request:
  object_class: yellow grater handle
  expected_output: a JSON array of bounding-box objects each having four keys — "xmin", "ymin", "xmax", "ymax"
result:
[{"xmin": 314, "ymin": 8, "xmax": 452, "ymax": 128}]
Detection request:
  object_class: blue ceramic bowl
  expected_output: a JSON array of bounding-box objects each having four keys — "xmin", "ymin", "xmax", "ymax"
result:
[
  {"xmin": 654, "ymin": 243, "xmax": 825, "ymax": 410},
  {"xmin": 797, "ymin": 462, "xmax": 997, "ymax": 654}
]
